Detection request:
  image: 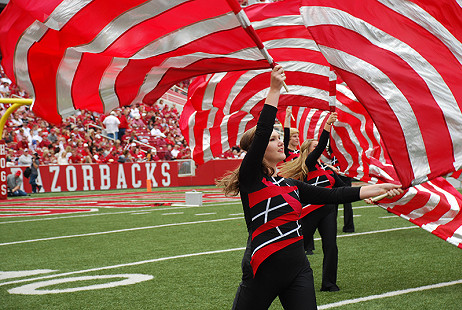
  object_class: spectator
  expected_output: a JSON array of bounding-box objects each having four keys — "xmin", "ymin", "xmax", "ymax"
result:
[
  {"xmin": 131, "ymin": 115, "xmax": 145, "ymax": 128},
  {"xmin": 150, "ymin": 124, "xmax": 166, "ymax": 138},
  {"xmin": 0, "ymin": 79, "xmax": 10, "ymax": 96},
  {"xmin": 30, "ymin": 152, "xmax": 41, "ymax": 193},
  {"xmin": 164, "ymin": 144, "xmax": 174, "ymax": 161},
  {"xmin": 6, "ymin": 149, "xmax": 18, "ymax": 167},
  {"xmin": 129, "ymin": 104, "xmax": 141, "ymax": 119},
  {"xmin": 7, "ymin": 171, "xmax": 28, "ymax": 196},
  {"xmin": 47, "ymin": 129, "xmax": 58, "ymax": 144},
  {"xmin": 102, "ymin": 111, "xmax": 120, "ymax": 140},
  {"xmin": 17, "ymin": 136, "xmax": 29, "ymax": 150},
  {"xmin": 170, "ymin": 144, "xmax": 181, "ymax": 159},
  {"xmin": 18, "ymin": 149, "xmax": 33, "ymax": 166},
  {"xmin": 57, "ymin": 148, "xmax": 70, "ymax": 165},
  {"xmin": 68, "ymin": 149, "xmax": 83, "ymax": 164},
  {"xmin": 118, "ymin": 109, "xmax": 129, "ymax": 140}
]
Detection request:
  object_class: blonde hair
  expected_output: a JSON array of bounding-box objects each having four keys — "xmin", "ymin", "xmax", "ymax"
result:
[
  {"xmin": 216, "ymin": 126, "xmax": 275, "ymax": 196},
  {"xmin": 279, "ymin": 139, "xmax": 316, "ymax": 180},
  {"xmin": 289, "ymin": 128, "xmax": 299, "ymax": 137}
]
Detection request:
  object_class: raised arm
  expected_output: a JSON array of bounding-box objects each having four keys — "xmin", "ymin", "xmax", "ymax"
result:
[
  {"xmin": 305, "ymin": 112, "xmax": 337, "ymax": 169},
  {"xmin": 284, "ymin": 107, "xmax": 292, "ymax": 157},
  {"xmin": 239, "ymin": 66, "xmax": 285, "ymax": 188}
]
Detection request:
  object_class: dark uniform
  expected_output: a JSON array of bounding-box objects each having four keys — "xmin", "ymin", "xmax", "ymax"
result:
[
  {"xmin": 300, "ymin": 129, "xmax": 345, "ymax": 292},
  {"xmin": 232, "ymin": 105, "xmax": 360, "ymax": 309}
]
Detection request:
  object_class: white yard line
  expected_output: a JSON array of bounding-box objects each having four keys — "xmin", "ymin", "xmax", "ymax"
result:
[
  {"xmin": 0, "ymin": 217, "xmax": 243, "ymax": 246},
  {"xmin": 0, "ymin": 220, "xmax": 417, "ymax": 247},
  {"xmin": 0, "ymin": 205, "xmax": 205, "ymax": 225},
  {"xmin": 318, "ymin": 279, "xmax": 462, "ymax": 309}
]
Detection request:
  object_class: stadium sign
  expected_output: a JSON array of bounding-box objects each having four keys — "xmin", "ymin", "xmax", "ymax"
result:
[{"xmin": 7, "ymin": 162, "xmax": 175, "ymax": 193}]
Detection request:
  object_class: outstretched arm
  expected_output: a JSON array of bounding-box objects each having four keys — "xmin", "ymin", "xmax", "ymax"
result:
[{"xmin": 359, "ymin": 183, "xmax": 403, "ymax": 200}]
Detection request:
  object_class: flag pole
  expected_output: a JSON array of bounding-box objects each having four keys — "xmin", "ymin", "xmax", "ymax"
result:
[
  {"xmin": 337, "ymin": 171, "xmax": 390, "ymax": 203},
  {"xmin": 328, "ymin": 67, "xmax": 337, "ymax": 111},
  {"xmin": 226, "ymin": 0, "xmax": 289, "ymax": 92}
]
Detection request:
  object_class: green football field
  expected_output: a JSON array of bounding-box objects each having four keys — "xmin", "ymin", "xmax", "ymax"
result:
[{"xmin": 1, "ymin": 186, "xmax": 461, "ymax": 309}]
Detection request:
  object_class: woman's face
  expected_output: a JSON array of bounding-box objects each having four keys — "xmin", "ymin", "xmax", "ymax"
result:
[
  {"xmin": 264, "ymin": 130, "xmax": 285, "ymax": 165},
  {"xmin": 289, "ymin": 133, "xmax": 299, "ymax": 148}
]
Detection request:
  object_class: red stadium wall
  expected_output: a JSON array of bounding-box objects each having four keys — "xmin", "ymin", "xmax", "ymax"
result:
[{"xmin": 5, "ymin": 159, "xmax": 242, "ymax": 193}]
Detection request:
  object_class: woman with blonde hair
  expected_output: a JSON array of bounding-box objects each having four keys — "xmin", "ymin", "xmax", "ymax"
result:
[
  {"xmin": 283, "ymin": 106, "xmax": 300, "ymax": 162},
  {"xmin": 217, "ymin": 65, "xmax": 402, "ymax": 309},
  {"xmin": 280, "ymin": 111, "xmax": 347, "ymax": 292}
]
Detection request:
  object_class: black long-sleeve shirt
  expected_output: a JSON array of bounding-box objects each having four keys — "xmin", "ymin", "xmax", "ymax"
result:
[
  {"xmin": 238, "ymin": 104, "xmax": 360, "ymax": 276},
  {"xmin": 302, "ymin": 129, "xmax": 345, "ymax": 217},
  {"xmin": 283, "ymin": 127, "xmax": 299, "ymax": 161}
]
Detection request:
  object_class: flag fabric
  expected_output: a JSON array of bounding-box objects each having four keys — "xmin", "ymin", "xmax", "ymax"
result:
[
  {"xmin": 0, "ymin": 0, "xmax": 272, "ymax": 124},
  {"xmin": 293, "ymin": 81, "xmax": 462, "ymax": 249},
  {"xmin": 330, "ymin": 82, "xmax": 398, "ymax": 184},
  {"xmin": 281, "ymin": 79, "xmax": 395, "ymax": 185},
  {"xmin": 377, "ymin": 177, "xmax": 462, "ymax": 249},
  {"xmin": 300, "ymin": 0, "xmax": 462, "ymax": 188},
  {"xmin": 180, "ymin": 0, "xmax": 332, "ymax": 165}
]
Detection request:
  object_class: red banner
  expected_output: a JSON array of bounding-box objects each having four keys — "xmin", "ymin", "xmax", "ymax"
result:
[
  {"xmin": 7, "ymin": 162, "xmax": 178, "ymax": 193},
  {"xmin": 5, "ymin": 159, "xmax": 242, "ymax": 194}
]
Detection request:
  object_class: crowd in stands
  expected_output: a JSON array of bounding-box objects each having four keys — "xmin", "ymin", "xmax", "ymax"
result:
[
  {"xmin": 1, "ymin": 58, "xmax": 250, "ymax": 167},
  {"xmin": 2, "ymin": 66, "xmax": 197, "ymax": 167},
  {"xmin": 3, "ymin": 102, "xmax": 195, "ymax": 167}
]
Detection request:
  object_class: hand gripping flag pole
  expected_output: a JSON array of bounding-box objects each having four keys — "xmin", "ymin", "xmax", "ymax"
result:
[{"xmin": 226, "ymin": 0, "xmax": 289, "ymax": 92}]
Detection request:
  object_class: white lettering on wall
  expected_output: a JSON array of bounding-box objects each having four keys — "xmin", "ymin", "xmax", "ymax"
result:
[
  {"xmin": 116, "ymin": 164, "xmax": 127, "ymax": 189},
  {"xmin": 161, "ymin": 163, "xmax": 171, "ymax": 186},
  {"xmin": 66, "ymin": 166, "xmax": 77, "ymax": 191},
  {"xmin": 81, "ymin": 165, "xmax": 95, "ymax": 191},
  {"xmin": 49, "ymin": 166, "xmax": 61, "ymax": 192},
  {"xmin": 145, "ymin": 163, "xmax": 158, "ymax": 187},
  {"xmin": 99, "ymin": 165, "xmax": 110, "ymax": 190},
  {"xmin": 131, "ymin": 164, "xmax": 141, "ymax": 188}
]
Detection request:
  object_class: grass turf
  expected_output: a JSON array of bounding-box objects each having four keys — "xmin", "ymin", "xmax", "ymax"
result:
[{"xmin": 1, "ymin": 187, "xmax": 461, "ymax": 309}]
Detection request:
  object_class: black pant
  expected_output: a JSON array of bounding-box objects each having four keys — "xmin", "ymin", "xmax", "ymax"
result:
[
  {"xmin": 300, "ymin": 204, "xmax": 338, "ymax": 290},
  {"xmin": 232, "ymin": 241, "xmax": 317, "ymax": 310},
  {"xmin": 339, "ymin": 176, "xmax": 355, "ymax": 232}
]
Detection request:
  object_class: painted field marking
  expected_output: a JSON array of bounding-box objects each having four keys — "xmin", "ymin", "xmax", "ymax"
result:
[
  {"xmin": 162, "ymin": 212, "xmax": 184, "ymax": 216},
  {"xmin": 379, "ymin": 215, "xmax": 399, "ymax": 219},
  {"xmin": 337, "ymin": 226, "xmax": 418, "ymax": 238},
  {"xmin": 0, "ymin": 217, "xmax": 243, "ymax": 246},
  {"xmin": 8, "ymin": 274, "xmax": 154, "ymax": 295},
  {"xmin": 340, "ymin": 215, "xmax": 361, "ymax": 218},
  {"xmin": 0, "ymin": 205, "xmax": 205, "ymax": 225},
  {"xmin": 0, "ymin": 270, "xmax": 57, "ymax": 280},
  {"xmin": 195, "ymin": 213, "xmax": 217, "ymax": 216},
  {"xmin": 0, "ymin": 225, "xmax": 448, "ymax": 295},
  {"xmin": 0, "ymin": 208, "xmax": 97, "ymax": 217},
  {"xmin": 318, "ymin": 279, "xmax": 462, "ymax": 309},
  {"xmin": 0, "ymin": 247, "xmax": 245, "ymax": 287}
]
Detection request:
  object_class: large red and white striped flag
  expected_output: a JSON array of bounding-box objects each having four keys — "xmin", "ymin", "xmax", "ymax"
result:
[
  {"xmin": 0, "ymin": 0, "xmax": 272, "ymax": 124},
  {"xmin": 292, "ymin": 82, "xmax": 462, "ymax": 248},
  {"xmin": 300, "ymin": 0, "xmax": 462, "ymax": 188},
  {"xmin": 377, "ymin": 177, "xmax": 462, "ymax": 249},
  {"xmin": 180, "ymin": 0, "xmax": 333, "ymax": 164}
]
